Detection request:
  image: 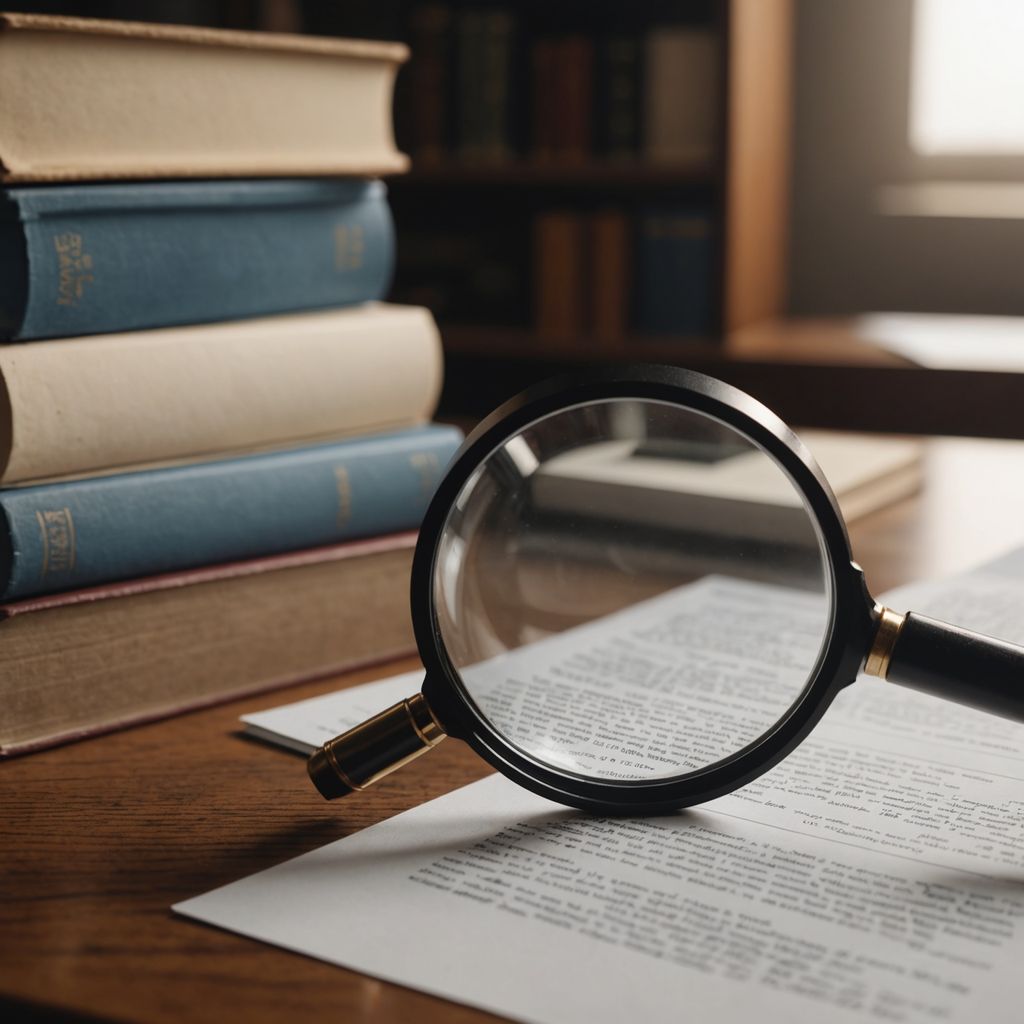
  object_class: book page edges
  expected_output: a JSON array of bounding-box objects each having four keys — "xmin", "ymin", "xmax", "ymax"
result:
[
  {"xmin": 0, "ymin": 642, "xmax": 416, "ymax": 758},
  {"xmin": 0, "ymin": 157, "xmax": 411, "ymax": 183}
]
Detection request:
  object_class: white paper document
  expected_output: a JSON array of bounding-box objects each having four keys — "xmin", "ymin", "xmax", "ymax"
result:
[
  {"xmin": 179, "ymin": 551, "xmax": 1024, "ymax": 1024},
  {"xmin": 242, "ymin": 670, "xmax": 424, "ymax": 754}
]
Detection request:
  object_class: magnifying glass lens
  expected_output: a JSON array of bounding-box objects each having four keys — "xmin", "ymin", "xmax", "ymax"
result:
[{"xmin": 433, "ymin": 399, "xmax": 834, "ymax": 782}]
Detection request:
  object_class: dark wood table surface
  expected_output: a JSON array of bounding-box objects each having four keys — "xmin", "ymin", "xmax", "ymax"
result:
[{"xmin": 5, "ymin": 436, "xmax": 1024, "ymax": 1024}]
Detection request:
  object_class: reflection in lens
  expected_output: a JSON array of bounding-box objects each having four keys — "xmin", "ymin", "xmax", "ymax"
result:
[{"xmin": 433, "ymin": 399, "xmax": 832, "ymax": 782}]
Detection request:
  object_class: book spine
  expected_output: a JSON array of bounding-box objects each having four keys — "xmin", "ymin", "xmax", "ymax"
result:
[
  {"xmin": 558, "ymin": 35, "xmax": 594, "ymax": 162},
  {"xmin": 4, "ymin": 181, "xmax": 395, "ymax": 341},
  {"xmin": 456, "ymin": 10, "xmax": 486, "ymax": 161},
  {"xmin": 479, "ymin": 11, "xmax": 515, "ymax": 163},
  {"xmin": 0, "ymin": 425, "xmax": 463, "ymax": 599},
  {"xmin": 643, "ymin": 28, "xmax": 719, "ymax": 164},
  {"xmin": 531, "ymin": 37, "xmax": 557, "ymax": 161},
  {"xmin": 633, "ymin": 210, "xmax": 714, "ymax": 337},
  {"xmin": 534, "ymin": 212, "xmax": 586, "ymax": 343},
  {"xmin": 0, "ymin": 304, "xmax": 443, "ymax": 485},
  {"xmin": 589, "ymin": 210, "xmax": 630, "ymax": 350},
  {"xmin": 598, "ymin": 33, "xmax": 642, "ymax": 159}
]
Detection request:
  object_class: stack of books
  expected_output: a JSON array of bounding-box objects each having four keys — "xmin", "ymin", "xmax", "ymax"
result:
[{"xmin": 0, "ymin": 12, "xmax": 461, "ymax": 756}]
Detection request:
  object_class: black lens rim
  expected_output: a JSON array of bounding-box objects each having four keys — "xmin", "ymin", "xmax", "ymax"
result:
[{"xmin": 412, "ymin": 365, "xmax": 876, "ymax": 813}]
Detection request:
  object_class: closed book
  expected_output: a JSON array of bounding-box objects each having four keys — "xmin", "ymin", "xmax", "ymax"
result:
[
  {"xmin": 643, "ymin": 27, "xmax": 719, "ymax": 164},
  {"xmin": 0, "ymin": 179, "xmax": 395, "ymax": 341},
  {"xmin": 557, "ymin": 36, "xmax": 594, "ymax": 162},
  {"xmin": 531, "ymin": 37, "xmax": 558, "ymax": 160},
  {"xmin": 0, "ymin": 12, "xmax": 408, "ymax": 183},
  {"xmin": 0, "ymin": 533, "xmax": 418, "ymax": 758},
  {"xmin": 0, "ymin": 424, "xmax": 462, "ymax": 599},
  {"xmin": 589, "ymin": 210, "xmax": 631, "ymax": 350},
  {"xmin": 633, "ymin": 209, "xmax": 715, "ymax": 337},
  {"xmin": 456, "ymin": 9, "xmax": 514, "ymax": 163},
  {"xmin": 534, "ymin": 212, "xmax": 586, "ymax": 343},
  {"xmin": 0, "ymin": 303, "xmax": 442, "ymax": 485},
  {"xmin": 596, "ymin": 33, "xmax": 642, "ymax": 159}
]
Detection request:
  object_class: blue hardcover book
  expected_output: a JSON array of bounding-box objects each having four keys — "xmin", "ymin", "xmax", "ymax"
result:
[
  {"xmin": 0, "ymin": 178, "xmax": 395, "ymax": 340},
  {"xmin": 633, "ymin": 208, "xmax": 715, "ymax": 337},
  {"xmin": 0, "ymin": 425, "xmax": 463, "ymax": 599}
]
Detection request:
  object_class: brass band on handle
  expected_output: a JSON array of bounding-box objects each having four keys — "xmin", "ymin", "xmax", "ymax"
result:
[
  {"xmin": 307, "ymin": 692, "xmax": 447, "ymax": 800},
  {"xmin": 864, "ymin": 605, "xmax": 907, "ymax": 680}
]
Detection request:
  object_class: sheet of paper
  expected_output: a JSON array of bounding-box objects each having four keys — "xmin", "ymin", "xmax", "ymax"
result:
[
  {"xmin": 244, "ymin": 576, "xmax": 828, "ymax": 776},
  {"xmin": 181, "ymin": 551, "xmax": 1024, "ymax": 1024},
  {"xmin": 242, "ymin": 669, "xmax": 423, "ymax": 754}
]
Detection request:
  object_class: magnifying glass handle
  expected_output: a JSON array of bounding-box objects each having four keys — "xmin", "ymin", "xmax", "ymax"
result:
[
  {"xmin": 307, "ymin": 692, "xmax": 447, "ymax": 800},
  {"xmin": 868, "ymin": 607, "xmax": 1024, "ymax": 722}
]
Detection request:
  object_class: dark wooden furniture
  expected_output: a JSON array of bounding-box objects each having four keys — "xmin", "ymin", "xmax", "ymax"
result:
[
  {"xmin": 4, "ymin": 435, "xmax": 1024, "ymax": 1023},
  {"xmin": 353, "ymin": 0, "xmax": 795, "ymax": 396},
  {"xmin": 442, "ymin": 318, "xmax": 1024, "ymax": 439}
]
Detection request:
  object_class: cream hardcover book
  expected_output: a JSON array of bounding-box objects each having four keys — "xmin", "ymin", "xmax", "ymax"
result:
[{"xmin": 0, "ymin": 12, "xmax": 409, "ymax": 182}]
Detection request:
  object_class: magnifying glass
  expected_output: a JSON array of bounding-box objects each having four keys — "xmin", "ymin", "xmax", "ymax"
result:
[{"xmin": 307, "ymin": 365, "xmax": 1024, "ymax": 814}]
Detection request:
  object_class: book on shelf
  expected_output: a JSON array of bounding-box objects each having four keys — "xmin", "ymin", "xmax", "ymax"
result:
[
  {"xmin": 0, "ymin": 424, "xmax": 463, "ymax": 600},
  {"xmin": 396, "ymin": 8, "xmax": 719, "ymax": 168},
  {"xmin": 0, "ymin": 533, "xmax": 418, "ymax": 758},
  {"xmin": 0, "ymin": 303, "xmax": 443, "ymax": 485},
  {"xmin": 589, "ymin": 209, "xmax": 631, "ymax": 348},
  {"xmin": 0, "ymin": 179, "xmax": 395, "ymax": 340},
  {"xmin": 530, "ymin": 34, "xmax": 596, "ymax": 163},
  {"xmin": 643, "ymin": 27, "xmax": 719, "ymax": 164},
  {"xmin": 0, "ymin": 12, "xmax": 409, "ymax": 182},
  {"xmin": 551, "ymin": 35, "xmax": 595, "ymax": 164},
  {"xmin": 533, "ymin": 211, "xmax": 586, "ymax": 340},
  {"xmin": 456, "ymin": 7, "xmax": 515, "ymax": 163},
  {"xmin": 595, "ymin": 32, "xmax": 643, "ymax": 159},
  {"xmin": 634, "ymin": 208, "xmax": 715, "ymax": 336}
]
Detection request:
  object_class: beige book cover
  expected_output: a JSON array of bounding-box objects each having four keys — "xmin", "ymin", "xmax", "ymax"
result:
[
  {"xmin": 0, "ymin": 303, "xmax": 444, "ymax": 484},
  {"xmin": 0, "ymin": 12, "xmax": 409, "ymax": 181}
]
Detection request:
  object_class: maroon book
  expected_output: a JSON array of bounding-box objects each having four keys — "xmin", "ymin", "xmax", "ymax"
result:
[{"xmin": 0, "ymin": 532, "xmax": 418, "ymax": 757}]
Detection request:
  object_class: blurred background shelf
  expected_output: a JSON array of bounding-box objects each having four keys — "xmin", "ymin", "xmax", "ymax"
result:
[
  {"xmin": 347, "ymin": 0, "xmax": 793, "ymax": 410},
  {"xmin": 395, "ymin": 160, "xmax": 717, "ymax": 188},
  {"xmin": 440, "ymin": 318, "xmax": 1024, "ymax": 440}
]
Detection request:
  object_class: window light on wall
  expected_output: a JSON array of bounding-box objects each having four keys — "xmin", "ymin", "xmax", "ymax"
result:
[{"xmin": 910, "ymin": 0, "xmax": 1024, "ymax": 156}]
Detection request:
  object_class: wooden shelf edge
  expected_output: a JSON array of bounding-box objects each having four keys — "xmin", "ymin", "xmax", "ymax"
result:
[
  {"xmin": 390, "ymin": 159, "xmax": 717, "ymax": 188},
  {"xmin": 437, "ymin": 319, "xmax": 1024, "ymax": 439}
]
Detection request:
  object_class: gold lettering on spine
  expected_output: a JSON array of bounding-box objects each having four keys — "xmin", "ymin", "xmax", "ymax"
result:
[
  {"xmin": 333, "ymin": 223, "xmax": 365, "ymax": 271},
  {"xmin": 333, "ymin": 467, "xmax": 353, "ymax": 528},
  {"xmin": 54, "ymin": 232, "xmax": 95, "ymax": 306},
  {"xmin": 35, "ymin": 508, "xmax": 76, "ymax": 578}
]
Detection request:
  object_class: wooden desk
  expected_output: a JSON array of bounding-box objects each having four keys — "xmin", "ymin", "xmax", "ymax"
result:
[{"xmin": 5, "ymin": 436, "xmax": 1024, "ymax": 1024}]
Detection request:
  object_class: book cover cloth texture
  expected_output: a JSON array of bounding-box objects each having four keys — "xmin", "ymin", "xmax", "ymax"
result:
[
  {"xmin": 0, "ymin": 12, "xmax": 409, "ymax": 182},
  {"xmin": 0, "ymin": 533, "xmax": 419, "ymax": 757},
  {"xmin": 0, "ymin": 424, "xmax": 462, "ymax": 599},
  {"xmin": 0, "ymin": 179, "xmax": 395, "ymax": 340},
  {"xmin": 0, "ymin": 303, "xmax": 444, "ymax": 484}
]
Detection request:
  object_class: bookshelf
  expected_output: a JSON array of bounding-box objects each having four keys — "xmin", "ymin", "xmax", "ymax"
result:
[{"xmin": 301, "ymin": 0, "xmax": 793, "ymax": 413}]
